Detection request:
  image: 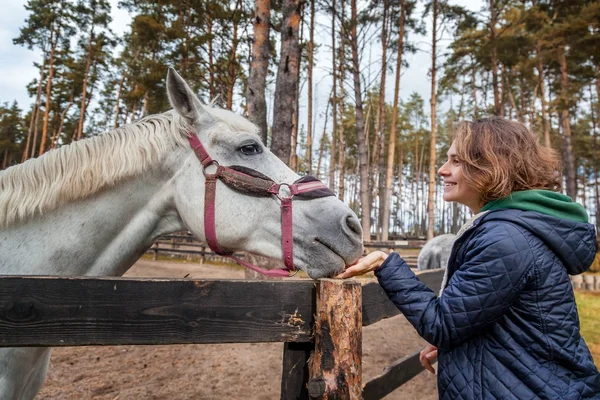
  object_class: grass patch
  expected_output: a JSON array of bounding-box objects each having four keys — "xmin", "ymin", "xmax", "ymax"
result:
[{"xmin": 575, "ymin": 291, "xmax": 600, "ymax": 367}]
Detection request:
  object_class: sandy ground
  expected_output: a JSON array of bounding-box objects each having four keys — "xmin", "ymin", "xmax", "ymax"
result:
[{"xmin": 36, "ymin": 259, "xmax": 438, "ymax": 399}]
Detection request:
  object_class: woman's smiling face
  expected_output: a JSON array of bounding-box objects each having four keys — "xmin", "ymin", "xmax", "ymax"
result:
[{"xmin": 438, "ymin": 142, "xmax": 483, "ymax": 213}]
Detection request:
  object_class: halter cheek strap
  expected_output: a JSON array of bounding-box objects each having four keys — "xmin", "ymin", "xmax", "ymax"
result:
[{"xmin": 186, "ymin": 133, "xmax": 334, "ymax": 277}]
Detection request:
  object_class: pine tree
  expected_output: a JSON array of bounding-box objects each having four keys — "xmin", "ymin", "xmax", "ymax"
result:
[
  {"xmin": 14, "ymin": 0, "xmax": 76, "ymax": 158},
  {"xmin": 271, "ymin": 0, "xmax": 302, "ymax": 164}
]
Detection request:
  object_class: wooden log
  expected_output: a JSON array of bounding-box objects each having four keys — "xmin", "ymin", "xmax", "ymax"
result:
[
  {"xmin": 280, "ymin": 342, "xmax": 313, "ymax": 399},
  {"xmin": 308, "ymin": 279, "xmax": 362, "ymax": 399},
  {"xmin": 0, "ymin": 277, "xmax": 315, "ymax": 346},
  {"xmin": 362, "ymin": 350, "xmax": 429, "ymax": 400}
]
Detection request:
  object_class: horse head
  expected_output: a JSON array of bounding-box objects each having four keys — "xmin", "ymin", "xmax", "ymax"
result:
[{"xmin": 166, "ymin": 69, "xmax": 363, "ymax": 278}]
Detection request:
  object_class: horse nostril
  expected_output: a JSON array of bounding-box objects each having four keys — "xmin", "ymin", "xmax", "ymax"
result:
[{"xmin": 345, "ymin": 215, "xmax": 362, "ymax": 236}]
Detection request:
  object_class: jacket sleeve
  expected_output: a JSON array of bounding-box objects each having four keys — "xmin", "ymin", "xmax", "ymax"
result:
[{"xmin": 375, "ymin": 221, "xmax": 534, "ymax": 350}]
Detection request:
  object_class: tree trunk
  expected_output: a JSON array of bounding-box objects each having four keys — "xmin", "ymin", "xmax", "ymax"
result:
[
  {"xmin": 593, "ymin": 76, "xmax": 600, "ymax": 232},
  {"xmin": 581, "ymin": 170, "xmax": 587, "ymax": 210},
  {"xmin": 114, "ymin": 69, "xmax": 128, "ymax": 128},
  {"xmin": 558, "ymin": 47, "xmax": 576, "ymax": 199},
  {"xmin": 350, "ymin": 0, "xmax": 370, "ymax": 242},
  {"xmin": 328, "ymin": 0, "xmax": 338, "ymax": 191},
  {"xmin": 503, "ymin": 67, "xmax": 525, "ymax": 123},
  {"xmin": 471, "ymin": 56, "xmax": 478, "ymax": 118},
  {"xmin": 30, "ymin": 93, "xmax": 44, "ymax": 159},
  {"xmin": 337, "ymin": 83, "xmax": 346, "ymax": 201},
  {"xmin": 427, "ymin": 0, "xmax": 438, "ymax": 240},
  {"xmin": 316, "ymin": 94, "xmax": 331, "ymax": 179},
  {"xmin": 338, "ymin": 0, "xmax": 347, "ymax": 201},
  {"xmin": 23, "ymin": 56, "xmax": 47, "ymax": 162},
  {"xmin": 536, "ymin": 42, "xmax": 551, "ymax": 148},
  {"xmin": 420, "ymin": 155, "xmax": 426, "ymax": 236},
  {"xmin": 77, "ymin": 30, "xmax": 95, "ymax": 141},
  {"xmin": 226, "ymin": 0, "xmax": 243, "ymax": 110},
  {"xmin": 141, "ymin": 92, "xmax": 149, "ymax": 117},
  {"xmin": 178, "ymin": 7, "xmax": 187, "ymax": 71},
  {"xmin": 271, "ymin": 0, "xmax": 301, "ymax": 164},
  {"xmin": 207, "ymin": 15, "xmax": 215, "ymax": 100},
  {"xmin": 396, "ymin": 146, "xmax": 403, "ymax": 233},
  {"xmin": 130, "ymin": 83, "xmax": 139, "ymax": 123},
  {"xmin": 246, "ymin": 0, "xmax": 271, "ymax": 143},
  {"xmin": 382, "ymin": 0, "xmax": 406, "ymax": 241},
  {"xmin": 303, "ymin": 0, "xmax": 315, "ymax": 174},
  {"xmin": 412, "ymin": 134, "xmax": 419, "ymax": 232},
  {"xmin": 374, "ymin": 0, "xmax": 389, "ymax": 239},
  {"xmin": 52, "ymin": 99, "xmax": 74, "ymax": 149},
  {"xmin": 451, "ymin": 201, "xmax": 459, "ymax": 233},
  {"xmin": 290, "ymin": 75, "xmax": 300, "ymax": 170},
  {"xmin": 490, "ymin": 0, "xmax": 500, "ymax": 116},
  {"xmin": 39, "ymin": 25, "xmax": 60, "ymax": 156}
]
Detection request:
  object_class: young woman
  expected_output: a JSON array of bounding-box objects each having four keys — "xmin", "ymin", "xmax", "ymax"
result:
[{"xmin": 338, "ymin": 117, "xmax": 600, "ymax": 399}]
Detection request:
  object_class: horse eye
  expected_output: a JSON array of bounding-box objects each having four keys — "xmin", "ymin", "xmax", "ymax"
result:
[{"xmin": 239, "ymin": 143, "xmax": 262, "ymax": 155}]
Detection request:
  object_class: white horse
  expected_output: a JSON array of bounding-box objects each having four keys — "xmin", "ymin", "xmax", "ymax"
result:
[
  {"xmin": 417, "ymin": 233, "xmax": 456, "ymax": 271},
  {"xmin": 0, "ymin": 69, "xmax": 364, "ymax": 399}
]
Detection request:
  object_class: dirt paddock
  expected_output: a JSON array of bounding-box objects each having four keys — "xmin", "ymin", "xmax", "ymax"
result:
[{"xmin": 37, "ymin": 259, "xmax": 438, "ymax": 399}]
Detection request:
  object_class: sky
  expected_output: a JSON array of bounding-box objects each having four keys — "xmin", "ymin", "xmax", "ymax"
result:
[
  {"xmin": 0, "ymin": 0, "xmax": 130, "ymax": 110},
  {"xmin": 0, "ymin": 0, "xmax": 482, "ymax": 131}
]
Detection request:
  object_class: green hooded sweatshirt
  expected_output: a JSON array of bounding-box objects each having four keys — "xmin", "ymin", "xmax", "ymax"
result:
[{"xmin": 480, "ymin": 189, "xmax": 588, "ymax": 223}]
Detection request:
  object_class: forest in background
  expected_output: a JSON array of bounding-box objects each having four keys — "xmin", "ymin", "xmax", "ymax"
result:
[{"xmin": 1, "ymin": 0, "xmax": 599, "ymax": 241}]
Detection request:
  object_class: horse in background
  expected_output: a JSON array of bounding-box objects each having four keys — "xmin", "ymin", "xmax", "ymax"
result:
[
  {"xmin": 0, "ymin": 69, "xmax": 364, "ymax": 399},
  {"xmin": 417, "ymin": 234, "xmax": 456, "ymax": 271}
]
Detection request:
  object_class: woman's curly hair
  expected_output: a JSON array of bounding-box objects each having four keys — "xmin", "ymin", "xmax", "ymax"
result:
[{"xmin": 453, "ymin": 117, "xmax": 562, "ymax": 204}]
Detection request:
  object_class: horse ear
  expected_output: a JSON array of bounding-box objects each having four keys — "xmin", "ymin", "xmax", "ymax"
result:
[{"xmin": 166, "ymin": 68, "xmax": 212, "ymax": 125}]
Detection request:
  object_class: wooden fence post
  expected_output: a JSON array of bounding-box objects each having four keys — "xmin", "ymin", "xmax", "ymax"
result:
[
  {"xmin": 308, "ymin": 279, "xmax": 362, "ymax": 399},
  {"xmin": 281, "ymin": 342, "xmax": 313, "ymax": 399}
]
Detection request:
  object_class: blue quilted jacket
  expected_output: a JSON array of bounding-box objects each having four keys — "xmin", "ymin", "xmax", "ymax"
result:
[{"xmin": 375, "ymin": 209, "xmax": 600, "ymax": 399}]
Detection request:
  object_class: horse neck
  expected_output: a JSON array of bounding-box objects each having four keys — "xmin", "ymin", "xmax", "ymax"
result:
[{"xmin": 0, "ymin": 159, "xmax": 187, "ymax": 277}]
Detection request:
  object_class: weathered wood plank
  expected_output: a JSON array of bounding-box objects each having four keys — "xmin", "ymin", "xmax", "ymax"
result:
[
  {"xmin": 280, "ymin": 342, "xmax": 313, "ymax": 399},
  {"xmin": 0, "ymin": 277, "xmax": 316, "ymax": 346},
  {"xmin": 362, "ymin": 282, "xmax": 400, "ymax": 326},
  {"xmin": 308, "ymin": 279, "xmax": 362, "ymax": 399},
  {"xmin": 362, "ymin": 269, "xmax": 444, "ymax": 326},
  {"xmin": 362, "ymin": 350, "xmax": 432, "ymax": 400}
]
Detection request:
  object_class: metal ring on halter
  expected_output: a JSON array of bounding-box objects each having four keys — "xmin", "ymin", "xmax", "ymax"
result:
[
  {"xmin": 288, "ymin": 269, "xmax": 299, "ymax": 277},
  {"xmin": 202, "ymin": 160, "xmax": 220, "ymax": 177},
  {"xmin": 275, "ymin": 182, "xmax": 293, "ymax": 201}
]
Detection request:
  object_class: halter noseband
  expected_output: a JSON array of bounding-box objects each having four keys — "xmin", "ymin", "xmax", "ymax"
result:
[{"xmin": 187, "ymin": 132, "xmax": 335, "ymax": 277}]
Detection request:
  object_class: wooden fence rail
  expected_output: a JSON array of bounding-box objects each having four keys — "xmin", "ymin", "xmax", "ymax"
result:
[
  {"xmin": 147, "ymin": 241, "xmax": 420, "ymax": 268},
  {"xmin": 0, "ymin": 269, "xmax": 444, "ymax": 399}
]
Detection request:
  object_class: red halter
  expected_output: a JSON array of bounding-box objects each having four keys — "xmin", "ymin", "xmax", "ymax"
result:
[{"xmin": 187, "ymin": 133, "xmax": 335, "ymax": 277}]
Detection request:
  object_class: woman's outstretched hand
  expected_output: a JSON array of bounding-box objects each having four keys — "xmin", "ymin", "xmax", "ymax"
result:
[
  {"xmin": 336, "ymin": 251, "xmax": 388, "ymax": 279},
  {"xmin": 420, "ymin": 343, "xmax": 438, "ymax": 374}
]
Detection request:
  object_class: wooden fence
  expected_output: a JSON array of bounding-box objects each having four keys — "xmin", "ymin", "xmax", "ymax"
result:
[
  {"xmin": 148, "ymin": 234, "xmax": 425, "ymax": 268},
  {"xmin": 0, "ymin": 269, "xmax": 444, "ymax": 399},
  {"xmin": 571, "ymin": 274, "xmax": 600, "ymax": 291}
]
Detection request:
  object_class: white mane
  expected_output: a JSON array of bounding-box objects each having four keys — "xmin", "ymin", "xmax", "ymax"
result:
[{"xmin": 0, "ymin": 111, "xmax": 189, "ymax": 229}]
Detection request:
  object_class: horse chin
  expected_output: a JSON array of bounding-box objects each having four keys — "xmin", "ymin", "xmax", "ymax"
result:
[
  {"xmin": 303, "ymin": 263, "xmax": 344, "ymax": 279},
  {"xmin": 298, "ymin": 244, "xmax": 347, "ymax": 279},
  {"xmin": 297, "ymin": 236, "xmax": 364, "ymax": 279}
]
